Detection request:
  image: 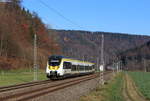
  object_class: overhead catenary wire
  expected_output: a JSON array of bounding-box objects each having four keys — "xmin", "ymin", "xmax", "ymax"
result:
[
  {"xmin": 38, "ymin": 0, "xmax": 85, "ymax": 29},
  {"xmin": 38, "ymin": 0, "xmax": 90, "ymax": 64},
  {"xmin": 31, "ymin": 0, "xmax": 90, "ymax": 81}
]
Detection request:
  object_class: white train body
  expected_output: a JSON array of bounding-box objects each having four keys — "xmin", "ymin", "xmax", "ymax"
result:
[{"xmin": 46, "ymin": 56, "xmax": 95, "ymax": 79}]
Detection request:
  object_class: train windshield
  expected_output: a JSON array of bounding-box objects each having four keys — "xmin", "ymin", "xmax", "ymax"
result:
[
  {"xmin": 49, "ymin": 60, "xmax": 60, "ymax": 66},
  {"xmin": 48, "ymin": 55, "xmax": 62, "ymax": 66}
]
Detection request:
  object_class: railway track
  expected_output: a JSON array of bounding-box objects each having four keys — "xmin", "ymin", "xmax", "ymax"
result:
[
  {"xmin": 0, "ymin": 72, "xmax": 112, "ymax": 101},
  {"xmin": 0, "ymin": 80, "xmax": 51, "ymax": 93}
]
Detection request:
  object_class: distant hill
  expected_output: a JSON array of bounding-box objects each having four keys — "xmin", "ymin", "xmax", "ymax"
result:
[
  {"xmin": 53, "ymin": 29, "xmax": 150, "ymax": 69},
  {"xmin": 119, "ymin": 40, "xmax": 150, "ymax": 71}
]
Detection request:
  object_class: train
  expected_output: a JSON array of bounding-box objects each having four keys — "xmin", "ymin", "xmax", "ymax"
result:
[{"xmin": 46, "ymin": 55, "xmax": 95, "ymax": 79}]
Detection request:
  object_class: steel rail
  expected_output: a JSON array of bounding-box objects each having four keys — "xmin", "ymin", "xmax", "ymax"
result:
[
  {"xmin": 0, "ymin": 80, "xmax": 51, "ymax": 92},
  {"xmin": 0, "ymin": 74, "xmax": 98, "ymax": 101},
  {"xmin": 0, "ymin": 71, "xmax": 112, "ymax": 101}
]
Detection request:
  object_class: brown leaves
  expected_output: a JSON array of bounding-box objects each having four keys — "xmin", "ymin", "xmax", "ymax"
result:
[{"xmin": 0, "ymin": 2, "xmax": 61, "ymax": 69}]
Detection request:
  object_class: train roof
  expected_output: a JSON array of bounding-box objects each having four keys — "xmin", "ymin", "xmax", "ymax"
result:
[
  {"xmin": 49, "ymin": 55, "xmax": 94, "ymax": 65},
  {"xmin": 62, "ymin": 58, "xmax": 94, "ymax": 65}
]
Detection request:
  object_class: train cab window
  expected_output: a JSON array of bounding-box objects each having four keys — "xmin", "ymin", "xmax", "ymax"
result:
[{"xmin": 63, "ymin": 62, "xmax": 71, "ymax": 69}]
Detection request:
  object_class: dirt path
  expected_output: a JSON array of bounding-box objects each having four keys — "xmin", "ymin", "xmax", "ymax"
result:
[
  {"xmin": 123, "ymin": 75, "xmax": 132, "ymax": 101},
  {"xmin": 123, "ymin": 74, "xmax": 149, "ymax": 101}
]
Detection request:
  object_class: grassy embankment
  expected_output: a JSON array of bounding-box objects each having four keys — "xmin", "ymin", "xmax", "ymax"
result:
[
  {"xmin": 80, "ymin": 73, "xmax": 125, "ymax": 101},
  {"xmin": 128, "ymin": 72, "xmax": 150, "ymax": 100},
  {"xmin": 0, "ymin": 69, "xmax": 47, "ymax": 87}
]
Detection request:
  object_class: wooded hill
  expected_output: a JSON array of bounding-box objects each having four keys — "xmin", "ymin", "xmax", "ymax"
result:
[
  {"xmin": 54, "ymin": 30, "xmax": 150, "ymax": 68},
  {"xmin": 0, "ymin": 0, "xmax": 150, "ymax": 70},
  {"xmin": 119, "ymin": 40, "xmax": 150, "ymax": 71},
  {"xmin": 0, "ymin": 0, "xmax": 60, "ymax": 69}
]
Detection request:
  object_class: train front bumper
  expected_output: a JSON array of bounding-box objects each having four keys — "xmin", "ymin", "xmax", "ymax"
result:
[{"xmin": 47, "ymin": 71, "xmax": 61, "ymax": 77}]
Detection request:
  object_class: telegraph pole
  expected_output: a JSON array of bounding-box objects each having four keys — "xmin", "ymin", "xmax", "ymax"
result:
[{"xmin": 33, "ymin": 34, "xmax": 38, "ymax": 81}]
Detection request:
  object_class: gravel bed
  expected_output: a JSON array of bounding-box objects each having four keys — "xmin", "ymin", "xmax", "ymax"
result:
[{"xmin": 31, "ymin": 73, "xmax": 113, "ymax": 101}]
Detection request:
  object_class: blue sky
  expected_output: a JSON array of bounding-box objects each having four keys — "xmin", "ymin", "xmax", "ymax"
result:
[{"xmin": 22, "ymin": 0, "xmax": 150, "ymax": 35}]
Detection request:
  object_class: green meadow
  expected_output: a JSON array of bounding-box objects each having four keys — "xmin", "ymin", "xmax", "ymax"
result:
[
  {"xmin": 0, "ymin": 69, "xmax": 47, "ymax": 87},
  {"xmin": 128, "ymin": 72, "xmax": 150, "ymax": 99}
]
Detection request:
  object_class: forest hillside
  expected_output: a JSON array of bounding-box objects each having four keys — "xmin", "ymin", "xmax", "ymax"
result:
[
  {"xmin": 0, "ymin": 1, "xmax": 60, "ymax": 69},
  {"xmin": 54, "ymin": 30, "xmax": 150, "ymax": 68},
  {"xmin": 0, "ymin": 0, "xmax": 150, "ymax": 70}
]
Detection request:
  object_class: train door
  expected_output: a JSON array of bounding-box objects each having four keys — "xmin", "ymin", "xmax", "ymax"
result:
[{"xmin": 63, "ymin": 62, "xmax": 72, "ymax": 74}]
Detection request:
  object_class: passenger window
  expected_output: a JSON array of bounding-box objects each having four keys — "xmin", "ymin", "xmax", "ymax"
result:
[
  {"xmin": 63, "ymin": 62, "xmax": 71, "ymax": 69},
  {"xmin": 71, "ymin": 65, "xmax": 76, "ymax": 71}
]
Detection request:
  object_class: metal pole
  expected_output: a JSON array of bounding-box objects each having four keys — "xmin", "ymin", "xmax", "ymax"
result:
[
  {"xmin": 113, "ymin": 61, "xmax": 115, "ymax": 75},
  {"xmin": 101, "ymin": 34, "xmax": 104, "ymax": 67},
  {"xmin": 116, "ymin": 57, "xmax": 118, "ymax": 72},
  {"xmin": 34, "ymin": 34, "xmax": 38, "ymax": 81},
  {"xmin": 120, "ymin": 61, "xmax": 121, "ymax": 71},
  {"xmin": 83, "ymin": 55, "xmax": 85, "ymax": 72},
  {"xmin": 100, "ymin": 34, "xmax": 104, "ymax": 85},
  {"xmin": 97, "ymin": 57, "xmax": 99, "ymax": 72},
  {"xmin": 143, "ymin": 58, "xmax": 146, "ymax": 72}
]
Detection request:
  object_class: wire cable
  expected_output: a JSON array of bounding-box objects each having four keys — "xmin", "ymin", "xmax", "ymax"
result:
[{"xmin": 38, "ymin": 0, "xmax": 85, "ymax": 29}]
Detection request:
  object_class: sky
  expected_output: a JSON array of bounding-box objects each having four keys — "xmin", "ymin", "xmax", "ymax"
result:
[{"xmin": 22, "ymin": 0, "xmax": 150, "ymax": 35}]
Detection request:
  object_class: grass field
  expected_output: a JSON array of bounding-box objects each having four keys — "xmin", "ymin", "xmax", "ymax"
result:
[
  {"xmin": 80, "ymin": 73, "xmax": 125, "ymax": 101},
  {"xmin": 0, "ymin": 69, "xmax": 47, "ymax": 87},
  {"xmin": 128, "ymin": 72, "xmax": 150, "ymax": 99}
]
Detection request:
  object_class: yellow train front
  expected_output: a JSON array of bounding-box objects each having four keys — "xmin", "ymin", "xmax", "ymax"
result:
[{"xmin": 46, "ymin": 55, "xmax": 95, "ymax": 79}]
